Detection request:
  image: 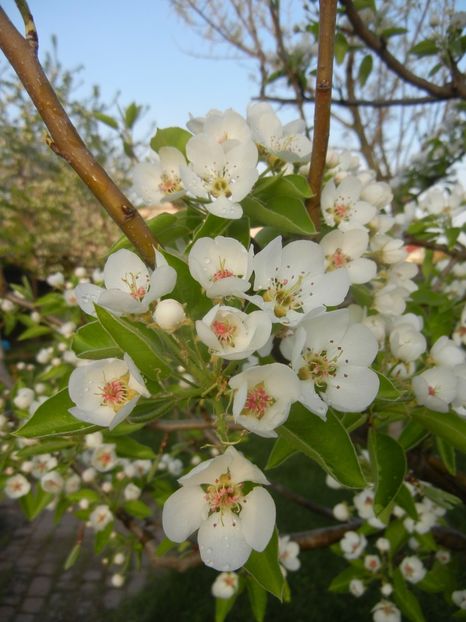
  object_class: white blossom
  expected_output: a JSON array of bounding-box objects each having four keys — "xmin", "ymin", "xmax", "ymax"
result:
[
  {"xmin": 278, "ymin": 535, "xmax": 301, "ymax": 572},
  {"xmin": 340, "ymin": 531, "xmax": 367, "ymax": 560},
  {"xmin": 75, "ymin": 249, "xmax": 176, "ymax": 316},
  {"xmin": 292, "ymin": 309, "xmax": 379, "ymax": 416},
  {"xmin": 162, "ymin": 446, "xmax": 275, "ymax": 572},
  {"xmin": 229, "ymin": 364, "xmax": 300, "ymax": 438},
  {"xmin": 211, "ymin": 572, "xmax": 239, "ymax": 599},
  {"xmin": 400, "ymin": 556, "xmax": 426, "ymax": 584},
  {"xmin": 245, "ymin": 236, "xmax": 350, "ymax": 326},
  {"xmin": 320, "ymin": 229, "xmax": 376, "ymax": 284},
  {"xmin": 196, "ymin": 305, "xmax": 272, "ymax": 360},
  {"xmin": 89, "ymin": 505, "xmax": 113, "ymax": 531},
  {"xmin": 13, "ymin": 387, "xmax": 35, "ymax": 410},
  {"xmin": 364, "ymin": 554, "xmax": 381, "ymax": 573},
  {"xmin": 91, "ymin": 444, "xmax": 118, "ymax": 472},
  {"xmin": 371, "ymin": 235, "xmax": 407, "ymax": 264},
  {"xmin": 412, "ymin": 366, "xmax": 457, "ymax": 412},
  {"xmin": 430, "ymin": 336, "xmax": 466, "ymax": 367},
  {"xmin": 187, "ymin": 108, "xmax": 251, "ymax": 151},
  {"xmin": 40, "ymin": 470, "xmax": 64, "ymax": 494},
  {"xmin": 4, "ymin": 474, "xmax": 31, "ymax": 498},
  {"xmin": 132, "ymin": 147, "xmax": 186, "ymax": 204},
  {"xmin": 389, "ymin": 324, "xmax": 427, "ymax": 362},
  {"xmin": 452, "ymin": 590, "xmax": 466, "ymax": 610},
  {"xmin": 372, "ymin": 600, "xmax": 401, "ymax": 622},
  {"xmin": 333, "ymin": 502, "xmax": 351, "ymax": 521},
  {"xmin": 153, "ymin": 299, "xmax": 186, "ymax": 332},
  {"xmin": 349, "ymin": 579, "xmax": 366, "ymax": 597},
  {"xmin": 321, "ymin": 175, "xmax": 377, "ymax": 230},
  {"xmin": 46, "ymin": 272, "xmax": 65, "ymax": 288},
  {"xmin": 124, "ymin": 483, "xmax": 141, "ymax": 501},
  {"xmin": 68, "ymin": 355, "xmax": 149, "ymax": 429},
  {"xmin": 188, "ymin": 236, "xmax": 253, "ymax": 298}
]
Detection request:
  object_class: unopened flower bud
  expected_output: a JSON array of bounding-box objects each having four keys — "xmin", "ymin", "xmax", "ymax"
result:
[{"xmin": 153, "ymin": 299, "xmax": 186, "ymax": 332}]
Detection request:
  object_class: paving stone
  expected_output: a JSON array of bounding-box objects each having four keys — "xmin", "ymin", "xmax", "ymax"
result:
[
  {"xmin": 83, "ymin": 569, "xmax": 102, "ymax": 581},
  {"xmin": 0, "ymin": 605, "xmax": 15, "ymax": 621},
  {"xmin": 15, "ymin": 614, "xmax": 35, "ymax": 622},
  {"xmin": 21, "ymin": 596, "xmax": 44, "ymax": 614},
  {"xmin": 28, "ymin": 575, "xmax": 53, "ymax": 596}
]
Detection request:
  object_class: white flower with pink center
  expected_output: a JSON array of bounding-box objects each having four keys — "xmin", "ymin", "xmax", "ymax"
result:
[
  {"xmin": 400, "ymin": 556, "xmax": 426, "ymax": 584},
  {"xmin": 75, "ymin": 249, "xmax": 176, "ymax": 316},
  {"xmin": 244, "ymin": 236, "xmax": 350, "ymax": 327},
  {"xmin": 162, "ymin": 446, "xmax": 276, "ymax": 572},
  {"xmin": 321, "ymin": 175, "xmax": 377, "ymax": 230},
  {"xmin": 319, "ymin": 229, "xmax": 376, "ymax": 285},
  {"xmin": 4, "ymin": 474, "xmax": 31, "ymax": 499},
  {"xmin": 247, "ymin": 102, "xmax": 312, "ymax": 163},
  {"xmin": 372, "ymin": 600, "xmax": 401, "ymax": 622},
  {"xmin": 89, "ymin": 504, "xmax": 113, "ymax": 532},
  {"xmin": 40, "ymin": 470, "xmax": 65, "ymax": 495},
  {"xmin": 91, "ymin": 444, "xmax": 118, "ymax": 472},
  {"xmin": 68, "ymin": 354, "xmax": 150, "ymax": 429},
  {"xmin": 278, "ymin": 535, "xmax": 301, "ymax": 572},
  {"xmin": 187, "ymin": 108, "xmax": 252, "ymax": 153},
  {"xmin": 211, "ymin": 572, "xmax": 239, "ymax": 599},
  {"xmin": 181, "ymin": 134, "xmax": 258, "ymax": 219},
  {"xmin": 196, "ymin": 305, "xmax": 272, "ymax": 360},
  {"xmin": 292, "ymin": 309, "xmax": 379, "ymax": 416},
  {"xmin": 364, "ymin": 554, "xmax": 382, "ymax": 573},
  {"xmin": 188, "ymin": 236, "xmax": 253, "ymax": 298},
  {"xmin": 132, "ymin": 146, "xmax": 186, "ymax": 204},
  {"xmin": 229, "ymin": 363, "xmax": 300, "ymax": 437},
  {"xmin": 340, "ymin": 530, "xmax": 367, "ymax": 560},
  {"xmin": 412, "ymin": 366, "xmax": 457, "ymax": 413}
]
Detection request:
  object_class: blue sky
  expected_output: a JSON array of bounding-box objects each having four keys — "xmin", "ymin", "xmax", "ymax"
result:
[{"xmin": 1, "ymin": 0, "xmax": 262, "ymax": 131}]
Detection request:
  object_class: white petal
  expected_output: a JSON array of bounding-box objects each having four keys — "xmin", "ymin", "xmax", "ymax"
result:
[
  {"xmin": 69, "ymin": 406, "xmax": 113, "ymax": 427},
  {"xmin": 347, "ymin": 258, "xmax": 377, "ymax": 284},
  {"xmin": 326, "ymin": 366, "xmax": 379, "ymax": 412},
  {"xmin": 145, "ymin": 265, "xmax": 177, "ymax": 302},
  {"xmin": 180, "ymin": 165, "xmax": 208, "ymax": 198},
  {"xmin": 75, "ymin": 283, "xmax": 103, "ymax": 316},
  {"xmin": 162, "ymin": 486, "xmax": 207, "ymax": 542},
  {"xmin": 226, "ymin": 446, "xmax": 269, "ymax": 485},
  {"xmin": 253, "ymin": 237, "xmax": 282, "ymax": 290},
  {"xmin": 98, "ymin": 289, "xmax": 146, "ymax": 315},
  {"xmin": 198, "ymin": 511, "xmax": 252, "ymax": 571},
  {"xmin": 298, "ymin": 381, "xmax": 328, "ymax": 419},
  {"xmin": 104, "ymin": 249, "xmax": 150, "ymax": 291},
  {"xmin": 339, "ymin": 323, "xmax": 378, "ymax": 366},
  {"xmin": 178, "ymin": 452, "xmax": 232, "ymax": 486},
  {"xmin": 207, "ymin": 197, "xmax": 243, "ymax": 219},
  {"xmin": 240, "ymin": 487, "xmax": 276, "ymax": 551},
  {"xmin": 108, "ymin": 397, "xmax": 140, "ymax": 430}
]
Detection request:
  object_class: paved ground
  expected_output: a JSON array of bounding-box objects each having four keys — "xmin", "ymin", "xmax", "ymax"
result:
[{"xmin": 0, "ymin": 502, "xmax": 148, "ymax": 622}]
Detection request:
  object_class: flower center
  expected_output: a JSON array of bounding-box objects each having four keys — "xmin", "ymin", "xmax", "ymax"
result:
[
  {"xmin": 159, "ymin": 172, "xmax": 182, "ymax": 195},
  {"xmin": 262, "ymin": 276, "xmax": 304, "ymax": 319},
  {"xmin": 98, "ymin": 374, "xmax": 137, "ymax": 412},
  {"xmin": 332, "ymin": 202, "xmax": 350, "ymax": 224},
  {"xmin": 328, "ymin": 248, "xmax": 349, "ymax": 269},
  {"xmin": 121, "ymin": 271, "xmax": 149, "ymax": 301},
  {"xmin": 428, "ymin": 385, "xmax": 437, "ymax": 397},
  {"xmin": 211, "ymin": 258, "xmax": 235, "ymax": 282},
  {"xmin": 243, "ymin": 382, "xmax": 275, "ymax": 419},
  {"xmin": 212, "ymin": 319, "xmax": 237, "ymax": 345},
  {"xmin": 210, "ymin": 176, "xmax": 232, "ymax": 198},
  {"xmin": 205, "ymin": 472, "xmax": 243, "ymax": 514},
  {"xmin": 298, "ymin": 349, "xmax": 339, "ymax": 387}
]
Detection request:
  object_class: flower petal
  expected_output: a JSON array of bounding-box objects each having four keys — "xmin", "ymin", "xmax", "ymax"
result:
[
  {"xmin": 162, "ymin": 485, "xmax": 207, "ymax": 542},
  {"xmin": 240, "ymin": 487, "xmax": 276, "ymax": 551},
  {"xmin": 198, "ymin": 511, "xmax": 252, "ymax": 571}
]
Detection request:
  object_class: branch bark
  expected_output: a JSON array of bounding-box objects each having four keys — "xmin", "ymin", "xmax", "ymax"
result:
[
  {"xmin": 340, "ymin": 0, "xmax": 466, "ymax": 100},
  {"xmin": 0, "ymin": 7, "xmax": 157, "ymax": 267},
  {"xmin": 306, "ymin": 0, "xmax": 338, "ymax": 229}
]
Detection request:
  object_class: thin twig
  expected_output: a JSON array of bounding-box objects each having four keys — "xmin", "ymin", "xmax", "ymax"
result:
[
  {"xmin": 404, "ymin": 235, "xmax": 466, "ymax": 262},
  {"xmin": 14, "ymin": 0, "xmax": 38, "ymax": 55},
  {"xmin": 0, "ymin": 8, "xmax": 158, "ymax": 267},
  {"xmin": 306, "ymin": 0, "xmax": 338, "ymax": 229},
  {"xmin": 269, "ymin": 481, "xmax": 335, "ymax": 520},
  {"xmin": 255, "ymin": 93, "xmax": 456, "ymax": 108}
]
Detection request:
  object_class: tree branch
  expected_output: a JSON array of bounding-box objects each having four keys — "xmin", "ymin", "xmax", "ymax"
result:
[
  {"xmin": 14, "ymin": 0, "xmax": 38, "ymax": 55},
  {"xmin": 0, "ymin": 8, "xmax": 157, "ymax": 267},
  {"xmin": 306, "ymin": 0, "xmax": 338, "ymax": 229},
  {"xmin": 256, "ymin": 93, "xmax": 456, "ymax": 108},
  {"xmin": 404, "ymin": 235, "xmax": 466, "ymax": 262},
  {"xmin": 340, "ymin": 0, "xmax": 466, "ymax": 100}
]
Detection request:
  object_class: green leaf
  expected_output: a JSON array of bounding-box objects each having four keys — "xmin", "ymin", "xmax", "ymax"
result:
[
  {"xmin": 64, "ymin": 543, "xmax": 82, "ymax": 570},
  {"xmin": 123, "ymin": 499, "xmax": 152, "ymax": 519},
  {"xmin": 18, "ymin": 325, "xmax": 52, "ymax": 341},
  {"xmin": 385, "ymin": 518, "xmax": 408, "ymax": 554},
  {"xmin": 111, "ymin": 212, "xmax": 194, "ymax": 253},
  {"xmin": 421, "ymin": 484, "xmax": 461, "ymax": 510},
  {"xmin": 328, "ymin": 565, "xmax": 368, "ymax": 593},
  {"xmin": 19, "ymin": 486, "xmax": 54, "ymax": 520},
  {"xmin": 393, "ymin": 569, "xmax": 426, "ymax": 622},
  {"xmin": 246, "ymin": 576, "xmax": 268, "ymax": 622},
  {"xmin": 109, "ymin": 436, "xmax": 156, "ymax": 459},
  {"xmin": 398, "ymin": 420, "xmax": 429, "ymax": 450},
  {"xmin": 368, "ymin": 429, "xmax": 406, "ymax": 519},
  {"xmin": 95, "ymin": 305, "xmax": 172, "ymax": 381},
  {"xmin": 375, "ymin": 372, "xmax": 401, "ymax": 401},
  {"xmin": 94, "ymin": 523, "xmax": 113, "ymax": 555},
  {"xmin": 16, "ymin": 439, "xmax": 76, "ymax": 458},
  {"xmin": 394, "ymin": 484, "xmax": 418, "ymax": 520},
  {"xmin": 358, "ymin": 54, "xmax": 373, "ymax": 87},
  {"xmin": 215, "ymin": 593, "xmax": 238, "ymax": 622},
  {"xmin": 94, "ymin": 111, "xmax": 119, "ymax": 129},
  {"xmin": 124, "ymin": 102, "xmax": 141, "ymax": 129},
  {"xmin": 277, "ymin": 404, "xmax": 366, "ymax": 488},
  {"xmin": 191, "ymin": 213, "xmax": 230, "ymax": 245},
  {"xmin": 265, "ymin": 437, "xmax": 297, "ymax": 470},
  {"xmin": 436, "ymin": 436, "xmax": 456, "ymax": 475},
  {"xmin": 418, "ymin": 561, "xmax": 455, "ymax": 593},
  {"xmin": 72, "ymin": 321, "xmax": 122, "ymax": 360},
  {"xmin": 244, "ymin": 529, "xmax": 285, "ymax": 601},
  {"xmin": 150, "ymin": 126, "xmax": 192, "ymax": 156},
  {"xmin": 412, "ymin": 409, "xmax": 466, "ymax": 453},
  {"xmin": 381, "ymin": 27, "xmax": 408, "ymax": 38},
  {"xmin": 334, "ymin": 32, "xmax": 348, "ymax": 64},
  {"xmin": 410, "ymin": 38, "xmax": 438, "ymax": 57},
  {"xmin": 37, "ymin": 363, "xmax": 72, "ymax": 383},
  {"xmin": 160, "ymin": 250, "xmax": 210, "ymax": 320},
  {"xmin": 242, "ymin": 196, "xmax": 315, "ymax": 236},
  {"xmin": 15, "ymin": 389, "xmax": 97, "ymax": 438}
]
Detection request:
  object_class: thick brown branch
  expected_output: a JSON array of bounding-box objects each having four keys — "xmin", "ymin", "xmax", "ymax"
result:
[
  {"xmin": 340, "ymin": 0, "xmax": 466, "ymax": 100},
  {"xmin": 0, "ymin": 8, "xmax": 157, "ymax": 267},
  {"xmin": 306, "ymin": 0, "xmax": 338, "ymax": 229}
]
